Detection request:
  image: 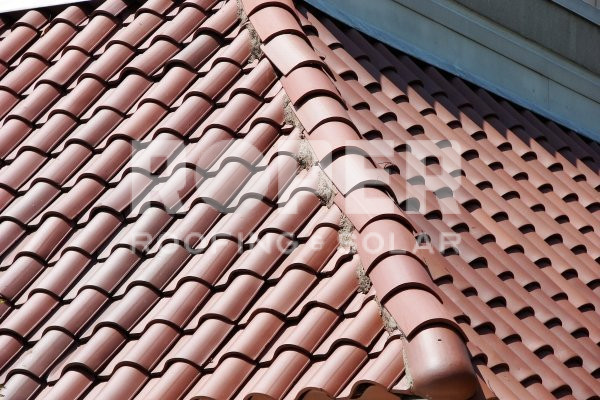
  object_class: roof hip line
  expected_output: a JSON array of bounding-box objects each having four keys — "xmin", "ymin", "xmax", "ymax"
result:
[{"xmin": 239, "ymin": 0, "xmax": 479, "ymax": 398}]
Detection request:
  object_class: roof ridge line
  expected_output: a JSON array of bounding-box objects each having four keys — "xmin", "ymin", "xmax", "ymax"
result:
[{"xmin": 239, "ymin": 0, "xmax": 478, "ymax": 398}]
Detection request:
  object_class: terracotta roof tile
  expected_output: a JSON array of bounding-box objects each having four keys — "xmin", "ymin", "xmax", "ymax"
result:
[{"xmin": 0, "ymin": 0, "xmax": 598, "ymax": 399}]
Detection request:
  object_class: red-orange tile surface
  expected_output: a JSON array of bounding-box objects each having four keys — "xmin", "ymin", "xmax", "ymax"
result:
[{"xmin": 0, "ymin": 1, "xmax": 598, "ymax": 399}]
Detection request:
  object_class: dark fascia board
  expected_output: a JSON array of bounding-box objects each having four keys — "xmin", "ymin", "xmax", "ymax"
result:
[
  {"xmin": 453, "ymin": 0, "xmax": 600, "ymax": 75},
  {"xmin": 551, "ymin": 0, "xmax": 600, "ymax": 25},
  {"xmin": 304, "ymin": 0, "xmax": 600, "ymax": 142}
]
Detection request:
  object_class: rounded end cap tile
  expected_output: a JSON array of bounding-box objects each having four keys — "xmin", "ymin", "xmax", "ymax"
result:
[
  {"xmin": 15, "ymin": 10, "xmax": 48, "ymax": 29},
  {"xmin": 92, "ymin": 0, "xmax": 129, "ymax": 17},
  {"xmin": 1, "ymin": 372, "xmax": 40, "ymax": 399},
  {"xmin": 241, "ymin": 0, "xmax": 296, "ymax": 17},
  {"xmin": 262, "ymin": 34, "xmax": 324, "ymax": 77},
  {"xmin": 43, "ymin": 369, "xmax": 93, "ymax": 400},
  {"xmin": 294, "ymin": 95, "xmax": 348, "ymax": 133},
  {"xmin": 54, "ymin": 6, "xmax": 87, "ymax": 26},
  {"xmin": 357, "ymin": 217, "xmax": 416, "ymax": 273},
  {"xmin": 384, "ymin": 288, "xmax": 459, "ymax": 340},
  {"xmin": 369, "ymin": 255, "xmax": 436, "ymax": 303},
  {"xmin": 249, "ymin": 6, "xmax": 303, "ymax": 43},
  {"xmin": 282, "ymin": 66, "xmax": 341, "ymax": 106},
  {"xmin": 405, "ymin": 326, "xmax": 477, "ymax": 400},
  {"xmin": 340, "ymin": 187, "xmax": 403, "ymax": 232}
]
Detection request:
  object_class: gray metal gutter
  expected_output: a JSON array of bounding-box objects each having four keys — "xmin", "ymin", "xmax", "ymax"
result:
[{"xmin": 304, "ymin": 0, "xmax": 600, "ymax": 142}]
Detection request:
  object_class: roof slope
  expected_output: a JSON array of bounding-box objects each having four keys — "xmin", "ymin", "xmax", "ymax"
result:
[{"xmin": 0, "ymin": 0, "xmax": 598, "ymax": 399}]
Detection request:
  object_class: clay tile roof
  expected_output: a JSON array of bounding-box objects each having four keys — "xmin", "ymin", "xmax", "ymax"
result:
[{"xmin": 0, "ymin": 0, "xmax": 598, "ymax": 399}]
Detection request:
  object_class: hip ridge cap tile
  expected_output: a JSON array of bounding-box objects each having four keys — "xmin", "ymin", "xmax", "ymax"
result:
[{"xmin": 238, "ymin": 1, "xmax": 478, "ymax": 398}]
